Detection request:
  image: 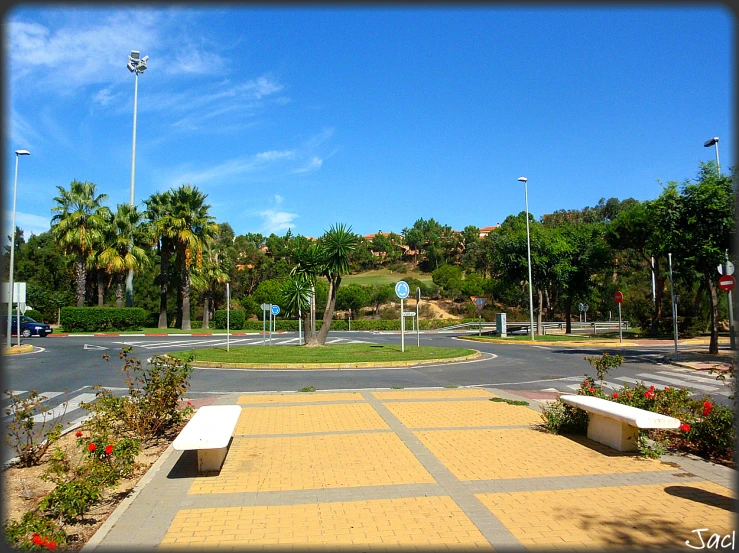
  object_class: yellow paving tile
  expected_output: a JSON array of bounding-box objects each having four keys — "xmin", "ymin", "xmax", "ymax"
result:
[
  {"xmin": 238, "ymin": 392, "xmax": 364, "ymax": 404},
  {"xmin": 188, "ymin": 433, "xmax": 435, "ymax": 494},
  {"xmin": 476, "ymin": 481, "xmax": 736, "ymax": 550},
  {"xmin": 385, "ymin": 400, "xmax": 542, "ymax": 428},
  {"xmin": 234, "ymin": 403, "xmax": 389, "ymax": 435},
  {"xmin": 415, "ymin": 428, "xmax": 674, "ymax": 480},
  {"xmin": 160, "ymin": 496, "xmax": 494, "ymax": 549},
  {"xmin": 373, "ymin": 389, "xmax": 496, "ymax": 400}
]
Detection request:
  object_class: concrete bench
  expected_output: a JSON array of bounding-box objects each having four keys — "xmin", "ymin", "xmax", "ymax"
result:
[
  {"xmin": 560, "ymin": 394, "xmax": 680, "ymax": 452},
  {"xmin": 172, "ymin": 405, "xmax": 242, "ymax": 472}
]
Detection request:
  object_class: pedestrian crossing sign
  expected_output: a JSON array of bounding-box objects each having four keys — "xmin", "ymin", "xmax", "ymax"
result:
[{"xmin": 471, "ymin": 296, "xmax": 488, "ymax": 313}]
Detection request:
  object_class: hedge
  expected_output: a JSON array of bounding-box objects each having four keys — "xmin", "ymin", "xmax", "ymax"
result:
[
  {"xmin": 213, "ymin": 310, "xmax": 246, "ymax": 330},
  {"xmin": 238, "ymin": 318, "xmax": 467, "ymax": 332},
  {"xmin": 60, "ymin": 307, "xmax": 148, "ymax": 332}
]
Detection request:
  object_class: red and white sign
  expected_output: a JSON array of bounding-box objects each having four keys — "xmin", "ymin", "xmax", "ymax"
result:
[
  {"xmin": 718, "ymin": 275, "xmax": 736, "ymax": 292},
  {"xmin": 614, "ymin": 291, "xmax": 623, "ymax": 304},
  {"xmin": 470, "ymin": 296, "xmax": 488, "ymax": 313}
]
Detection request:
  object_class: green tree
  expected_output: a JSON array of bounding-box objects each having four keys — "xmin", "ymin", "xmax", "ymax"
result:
[
  {"xmin": 98, "ymin": 204, "xmax": 150, "ymax": 307},
  {"xmin": 50, "ymin": 180, "xmax": 111, "ymax": 307},
  {"xmin": 190, "ymin": 241, "xmax": 229, "ymax": 328},
  {"xmin": 314, "ymin": 223, "xmax": 359, "ymax": 345},
  {"xmin": 167, "ymin": 184, "xmax": 219, "ymax": 330},
  {"xmin": 144, "ymin": 190, "xmax": 176, "ymax": 328},
  {"xmin": 336, "ymin": 283, "xmax": 371, "ymax": 317}
]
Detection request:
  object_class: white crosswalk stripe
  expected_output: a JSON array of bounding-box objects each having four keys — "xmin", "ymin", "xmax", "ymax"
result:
[
  {"xmin": 558, "ymin": 370, "xmax": 733, "ymax": 398},
  {"xmin": 634, "ymin": 373, "xmax": 720, "ymax": 392}
]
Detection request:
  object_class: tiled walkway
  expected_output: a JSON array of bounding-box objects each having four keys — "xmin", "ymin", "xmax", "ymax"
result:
[{"xmin": 85, "ymin": 388, "xmax": 737, "ymax": 551}]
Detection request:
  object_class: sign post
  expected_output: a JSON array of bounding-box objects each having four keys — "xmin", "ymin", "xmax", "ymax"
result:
[
  {"xmin": 416, "ymin": 287, "xmax": 421, "ymax": 347},
  {"xmin": 668, "ymin": 253, "xmax": 678, "ymax": 356},
  {"xmin": 471, "ymin": 296, "xmax": 488, "ymax": 336},
  {"xmin": 260, "ymin": 303, "xmax": 270, "ymax": 345},
  {"xmin": 395, "ymin": 281, "xmax": 409, "ymax": 352},
  {"xmin": 614, "ymin": 290, "xmax": 623, "ymax": 344},
  {"xmin": 718, "ymin": 258, "xmax": 736, "ymax": 350},
  {"xmin": 271, "ymin": 304, "xmax": 280, "ymax": 345},
  {"xmin": 226, "ymin": 283, "xmax": 230, "ymax": 352}
]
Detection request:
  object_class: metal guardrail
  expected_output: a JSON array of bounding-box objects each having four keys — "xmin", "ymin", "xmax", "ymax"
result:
[{"xmin": 435, "ymin": 320, "xmax": 629, "ymax": 334}]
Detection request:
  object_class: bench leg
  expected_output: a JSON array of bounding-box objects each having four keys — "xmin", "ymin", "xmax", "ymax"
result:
[
  {"xmin": 197, "ymin": 447, "xmax": 228, "ymax": 472},
  {"xmin": 587, "ymin": 414, "xmax": 639, "ymax": 452}
]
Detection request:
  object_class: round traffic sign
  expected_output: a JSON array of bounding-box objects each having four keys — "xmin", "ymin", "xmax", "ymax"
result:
[
  {"xmin": 271, "ymin": 304, "xmax": 280, "ymax": 315},
  {"xmin": 718, "ymin": 261, "xmax": 735, "ymax": 276},
  {"xmin": 395, "ymin": 281, "xmax": 409, "ymax": 299},
  {"xmin": 614, "ymin": 291, "xmax": 623, "ymax": 304},
  {"xmin": 718, "ymin": 275, "xmax": 736, "ymax": 292}
]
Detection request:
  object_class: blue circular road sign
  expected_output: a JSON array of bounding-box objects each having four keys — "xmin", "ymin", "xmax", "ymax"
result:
[
  {"xmin": 271, "ymin": 304, "xmax": 280, "ymax": 315},
  {"xmin": 395, "ymin": 281, "xmax": 409, "ymax": 299}
]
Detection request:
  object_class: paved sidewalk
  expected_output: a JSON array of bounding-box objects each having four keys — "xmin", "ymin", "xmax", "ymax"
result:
[{"xmin": 84, "ymin": 388, "xmax": 736, "ymax": 551}]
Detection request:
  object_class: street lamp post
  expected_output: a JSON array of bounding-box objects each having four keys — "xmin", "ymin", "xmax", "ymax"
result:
[
  {"xmin": 704, "ymin": 136, "xmax": 721, "ymax": 176},
  {"xmin": 518, "ymin": 176, "xmax": 535, "ymax": 341},
  {"xmin": 6, "ymin": 150, "xmax": 30, "ymax": 348},
  {"xmin": 125, "ymin": 50, "xmax": 148, "ymax": 307}
]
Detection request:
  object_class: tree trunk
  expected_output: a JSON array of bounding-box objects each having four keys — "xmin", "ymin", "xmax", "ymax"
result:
[
  {"xmin": 707, "ymin": 274, "xmax": 719, "ymax": 354},
  {"xmin": 316, "ymin": 276, "xmax": 340, "ymax": 345},
  {"xmin": 536, "ymin": 289, "xmax": 544, "ymax": 335},
  {"xmin": 75, "ymin": 258, "xmax": 86, "ymax": 307},
  {"xmin": 158, "ymin": 244, "xmax": 169, "ymax": 329},
  {"xmin": 202, "ymin": 294, "xmax": 210, "ymax": 329},
  {"xmin": 115, "ymin": 281, "xmax": 123, "ymax": 308},
  {"xmin": 97, "ymin": 271, "xmax": 105, "ymax": 306},
  {"xmin": 181, "ymin": 267, "xmax": 191, "ymax": 330},
  {"xmin": 565, "ymin": 297, "xmax": 573, "ymax": 334}
]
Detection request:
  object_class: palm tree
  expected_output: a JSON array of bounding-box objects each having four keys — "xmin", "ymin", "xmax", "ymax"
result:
[
  {"xmin": 167, "ymin": 184, "xmax": 219, "ymax": 330},
  {"xmin": 289, "ymin": 237, "xmax": 325, "ymax": 345},
  {"xmin": 144, "ymin": 191, "xmax": 175, "ymax": 328},
  {"xmin": 315, "ymin": 223, "xmax": 358, "ymax": 345},
  {"xmin": 282, "ymin": 275, "xmax": 312, "ymax": 342},
  {"xmin": 98, "ymin": 204, "xmax": 151, "ymax": 307},
  {"xmin": 191, "ymin": 241, "xmax": 228, "ymax": 329},
  {"xmin": 50, "ymin": 180, "xmax": 111, "ymax": 307}
]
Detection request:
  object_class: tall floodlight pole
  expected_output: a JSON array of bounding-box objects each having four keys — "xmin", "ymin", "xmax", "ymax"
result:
[
  {"xmin": 518, "ymin": 176, "xmax": 535, "ymax": 341},
  {"xmin": 704, "ymin": 136, "xmax": 721, "ymax": 176},
  {"xmin": 6, "ymin": 150, "xmax": 30, "ymax": 348},
  {"xmin": 125, "ymin": 50, "xmax": 148, "ymax": 307}
]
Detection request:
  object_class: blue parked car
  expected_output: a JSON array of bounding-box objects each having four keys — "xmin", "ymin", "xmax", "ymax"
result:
[{"xmin": 2, "ymin": 315, "xmax": 53, "ymax": 338}]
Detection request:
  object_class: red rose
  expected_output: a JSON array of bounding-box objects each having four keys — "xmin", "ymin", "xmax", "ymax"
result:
[
  {"xmin": 31, "ymin": 534, "xmax": 43, "ymax": 546},
  {"xmin": 680, "ymin": 423, "xmax": 691, "ymax": 432},
  {"xmin": 612, "ymin": 393, "xmax": 619, "ymax": 399},
  {"xmin": 88, "ymin": 443, "xmax": 97, "ymax": 452},
  {"xmin": 75, "ymin": 430, "xmax": 83, "ymax": 438},
  {"xmin": 589, "ymin": 387, "xmax": 594, "ymax": 393},
  {"xmin": 46, "ymin": 541, "xmax": 57, "ymax": 551},
  {"xmin": 105, "ymin": 445, "xmax": 113, "ymax": 455},
  {"xmin": 664, "ymin": 387, "xmax": 670, "ymax": 391},
  {"xmin": 187, "ymin": 401, "xmax": 192, "ymax": 406}
]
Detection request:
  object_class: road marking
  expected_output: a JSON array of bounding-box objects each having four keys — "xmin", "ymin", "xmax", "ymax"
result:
[
  {"xmin": 31, "ymin": 393, "xmax": 98, "ymax": 423},
  {"xmin": 84, "ymin": 344, "xmax": 108, "ymax": 350},
  {"xmin": 655, "ymin": 370, "xmax": 730, "ymax": 385},
  {"xmin": 614, "ymin": 376, "xmax": 717, "ymax": 393},
  {"xmin": 634, "ymin": 372, "xmax": 719, "ymax": 392}
]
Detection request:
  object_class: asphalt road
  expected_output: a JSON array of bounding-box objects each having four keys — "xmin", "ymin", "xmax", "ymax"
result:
[{"xmin": 2, "ymin": 330, "xmax": 733, "ymax": 465}]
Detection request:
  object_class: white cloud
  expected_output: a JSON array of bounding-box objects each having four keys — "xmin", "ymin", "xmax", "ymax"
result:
[
  {"xmin": 92, "ymin": 86, "xmax": 118, "ymax": 107},
  {"xmin": 255, "ymin": 150, "xmax": 294, "ymax": 162},
  {"xmin": 3, "ymin": 211, "xmax": 51, "ymax": 243},
  {"xmin": 293, "ymin": 156, "xmax": 323, "ymax": 174},
  {"xmin": 259, "ymin": 209, "xmax": 297, "ymax": 235},
  {"xmin": 274, "ymin": 194, "xmax": 283, "ymax": 205}
]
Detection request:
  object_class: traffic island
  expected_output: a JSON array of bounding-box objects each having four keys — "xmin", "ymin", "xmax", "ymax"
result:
[
  {"xmin": 2, "ymin": 344, "xmax": 34, "ymax": 354},
  {"xmin": 164, "ymin": 344, "xmax": 480, "ymax": 369}
]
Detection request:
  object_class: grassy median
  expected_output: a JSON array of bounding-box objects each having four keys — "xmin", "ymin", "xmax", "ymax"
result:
[{"xmin": 167, "ymin": 343, "xmax": 476, "ymax": 364}]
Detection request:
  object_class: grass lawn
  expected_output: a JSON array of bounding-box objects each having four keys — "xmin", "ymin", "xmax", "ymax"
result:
[
  {"xmin": 167, "ymin": 343, "xmax": 475, "ymax": 364},
  {"xmin": 341, "ymin": 268, "xmax": 433, "ymax": 286}
]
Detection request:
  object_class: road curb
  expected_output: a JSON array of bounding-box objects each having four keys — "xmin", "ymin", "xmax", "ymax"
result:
[
  {"xmin": 173, "ymin": 351, "xmax": 482, "ymax": 370},
  {"xmin": 1, "ymin": 344, "xmax": 34, "ymax": 354}
]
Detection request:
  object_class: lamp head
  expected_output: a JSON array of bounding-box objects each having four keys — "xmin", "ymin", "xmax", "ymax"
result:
[
  {"xmin": 130, "ymin": 50, "xmax": 140, "ymax": 60},
  {"xmin": 127, "ymin": 62, "xmax": 135, "ymax": 72},
  {"xmin": 15, "ymin": 150, "xmax": 30, "ymax": 156},
  {"xmin": 704, "ymin": 137, "xmax": 719, "ymax": 147},
  {"xmin": 517, "ymin": 176, "xmax": 528, "ymax": 183}
]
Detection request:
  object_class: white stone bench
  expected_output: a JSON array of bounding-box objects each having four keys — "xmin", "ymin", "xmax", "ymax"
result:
[
  {"xmin": 172, "ymin": 405, "xmax": 242, "ymax": 472},
  {"xmin": 560, "ymin": 394, "xmax": 680, "ymax": 452}
]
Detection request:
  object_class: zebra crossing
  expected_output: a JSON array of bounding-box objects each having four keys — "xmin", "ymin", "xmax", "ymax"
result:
[
  {"xmin": 559, "ymin": 367, "xmax": 733, "ymax": 398},
  {"xmin": 111, "ymin": 336, "xmax": 371, "ymax": 350}
]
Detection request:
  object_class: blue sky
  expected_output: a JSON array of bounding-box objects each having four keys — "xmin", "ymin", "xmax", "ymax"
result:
[{"xmin": 3, "ymin": 5, "xmax": 733, "ymax": 244}]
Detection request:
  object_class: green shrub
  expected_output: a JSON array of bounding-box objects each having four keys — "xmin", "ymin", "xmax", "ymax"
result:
[
  {"xmin": 213, "ymin": 309, "xmax": 246, "ymax": 329},
  {"xmin": 2, "ymin": 511, "xmax": 67, "ymax": 549},
  {"xmin": 4, "ymin": 390, "xmax": 65, "ymax": 467},
  {"xmin": 60, "ymin": 307, "xmax": 147, "ymax": 332},
  {"xmin": 540, "ymin": 400, "xmax": 588, "ymax": 434},
  {"xmin": 686, "ymin": 403, "xmax": 735, "ymax": 458}
]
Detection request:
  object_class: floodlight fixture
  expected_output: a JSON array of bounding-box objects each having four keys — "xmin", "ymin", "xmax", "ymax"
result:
[
  {"xmin": 130, "ymin": 50, "xmax": 140, "ymax": 60},
  {"xmin": 704, "ymin": 137, "xmax": 719, "ymax": 147},
  {"xmin": 127, "ymin": 62, "xmax": 135, "ymax": 72},
  {"xmin": 517, "ymin": 176, "xmax": 528, "ymax": 183},
  {"xmin": 15, "ymin": 150, "xmax": 30, "ymax": 156}
]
